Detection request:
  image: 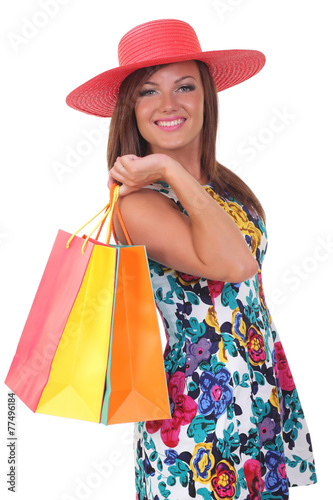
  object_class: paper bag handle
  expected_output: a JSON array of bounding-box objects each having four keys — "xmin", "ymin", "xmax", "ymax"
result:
[{"xmin": 66, "ymin": 183, "xmax": 132, "ymax": 254}]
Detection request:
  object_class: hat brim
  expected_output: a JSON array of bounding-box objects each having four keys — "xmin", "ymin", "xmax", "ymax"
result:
[{"xmin": 65, "ymin": 49, "xmax": 265, "ymax": 118}]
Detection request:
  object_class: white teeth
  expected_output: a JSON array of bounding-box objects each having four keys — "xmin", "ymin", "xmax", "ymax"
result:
[{"xmin": 156, "ymin": 119, "xmax": 185, "ymax": 127}]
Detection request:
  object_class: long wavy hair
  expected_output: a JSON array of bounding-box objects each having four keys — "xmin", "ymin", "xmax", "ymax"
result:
[{"xmin": 107, "ymin": 60, "xmax": 265, "ymax": 223}]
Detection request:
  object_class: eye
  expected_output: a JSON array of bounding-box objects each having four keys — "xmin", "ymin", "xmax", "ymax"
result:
[
  {"xmin": 178, "ymin": 84, "xmax": 195, "ymax": 93},
  {"xmin": 138, "ymin": 88, "xmax": 157, "ymax": 97}
]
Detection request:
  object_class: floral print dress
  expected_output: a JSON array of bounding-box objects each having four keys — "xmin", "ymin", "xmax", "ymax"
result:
[{"xmin": 134, "ymin": 181, "xmax": 317, "ymax": 500}]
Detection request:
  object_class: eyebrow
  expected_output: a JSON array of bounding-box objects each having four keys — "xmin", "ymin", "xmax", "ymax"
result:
[{"xmin": 143, "ymin": 75, "xmax": 196, "ymax": 86}]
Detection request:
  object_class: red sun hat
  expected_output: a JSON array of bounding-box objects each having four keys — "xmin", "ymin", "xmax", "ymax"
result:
[{"xmin": 65, "ymin": 19, "xmax": 266, "ymax": 118}]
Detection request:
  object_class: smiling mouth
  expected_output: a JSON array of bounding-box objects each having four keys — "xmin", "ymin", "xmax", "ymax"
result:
[{"xmin": 155, "ymin": 118, "xmax": 186, "ymax": 128}]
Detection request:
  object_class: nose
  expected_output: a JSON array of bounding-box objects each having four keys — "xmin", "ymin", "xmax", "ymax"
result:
[{"xmin": 158, "ymin": 91, "xmax": 178, "ymax": 113}]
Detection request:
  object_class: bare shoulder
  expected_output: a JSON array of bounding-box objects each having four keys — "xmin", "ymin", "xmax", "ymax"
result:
[
  {"xmin": 113, "ymin": 187, "xmax": 182, "ymax": 246},
  {"xmin": 117, "ymin": 187, "xmax": 180, "ymax": 218}
]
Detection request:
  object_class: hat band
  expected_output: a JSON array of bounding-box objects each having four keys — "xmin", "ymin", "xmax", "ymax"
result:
[{"xmin": 118, "ymin": 19, "xmax": 202, "ymax": 66}]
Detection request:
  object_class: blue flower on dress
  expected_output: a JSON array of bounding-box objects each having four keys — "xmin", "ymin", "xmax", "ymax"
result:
[
  {"xmin": 265, "ymin": 450, "xmax": 289, "ymax": 494},
  {"xmin": 198, "ymin": 367, "xmax": 233, "ymax": 419},
  {"xmin": 164, "ymin": 449, "xmax": 178, "ymax": 465},
  {"xmin": 143, "ymin": 452, "xmax": 155, "ymax": 477},
  {"xmin": 190, "ymin": 442, "xmax": 215, "ymax": 483}
]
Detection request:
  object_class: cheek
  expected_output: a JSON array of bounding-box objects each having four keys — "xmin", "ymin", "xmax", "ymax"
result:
[
  {"xmin": 188, "ymin": 94, "xmax": 204, "ymax": 127},
  {"xmin": 134, "ymin": 103, "xmax": 152, "ymax": 138}
]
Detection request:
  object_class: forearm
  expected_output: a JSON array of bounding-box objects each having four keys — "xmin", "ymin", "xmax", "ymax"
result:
[{"xmin": 163, "ymin": 160, "xmax": 258, "ymax": 282}]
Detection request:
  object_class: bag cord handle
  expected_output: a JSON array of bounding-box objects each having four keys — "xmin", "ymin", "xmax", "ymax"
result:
[
  {"xmin": 66, "ymin": 183, "xmax": 132, "ymax": 254},
  {"xmin": 106, "ymin": 184, "xmax": 132, "ymax": 246}
]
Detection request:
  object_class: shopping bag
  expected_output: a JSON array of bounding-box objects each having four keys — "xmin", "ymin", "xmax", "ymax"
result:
[{"xmin": 5, "ymin": 184, "xmax": 171, "ymax": 424}]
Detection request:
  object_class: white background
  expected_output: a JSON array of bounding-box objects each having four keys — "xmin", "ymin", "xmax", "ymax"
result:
[{"xmin": 1, "ymin": 1, "xmax": 331, "ymax": 499}]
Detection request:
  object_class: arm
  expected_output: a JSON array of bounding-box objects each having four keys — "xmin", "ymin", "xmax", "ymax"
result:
[{"xmin": 110, "ymin": 154, "xmax": 258, "ymax": 282}]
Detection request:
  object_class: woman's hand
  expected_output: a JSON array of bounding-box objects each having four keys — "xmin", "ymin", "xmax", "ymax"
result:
[{"xmin": 107, "ymin": 153, "xmax": 176, "ymax": 196}]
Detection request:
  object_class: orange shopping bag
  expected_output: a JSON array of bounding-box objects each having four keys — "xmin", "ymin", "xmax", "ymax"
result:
[{"xmin": 5, "ymin": 185, "xmax": 171, "ymax": 424}]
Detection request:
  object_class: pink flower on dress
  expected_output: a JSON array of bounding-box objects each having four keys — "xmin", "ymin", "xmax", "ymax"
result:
[
  {"xmin": 247, "ymin": 326, "xmax": 266, "ymax": 366},
  {"xmin": 176, "ymin": 272, "xmax": 201, "ymax": 286},
  {"xmin": 274, "ymin": 342, "xmax": 295, "ymax": 391},
  {"xmin": 211, "ymin": 460, "xmax": 237, "ymax": 499},
  {"xmin": 207, "ymin": 280, "xmax": 225, "ymax": 307},
  {"xmin": 244, "ymin": 459, "xmax": 265, "ymax": 500},
  {"xmin": 146, "ymin": 371, "xmax": 197, "ymax": 448}
]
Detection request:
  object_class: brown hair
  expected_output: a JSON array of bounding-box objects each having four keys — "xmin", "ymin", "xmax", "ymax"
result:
[{"xmin": 107, "ymin": 61, "xmax": 266, "ymax": 223}]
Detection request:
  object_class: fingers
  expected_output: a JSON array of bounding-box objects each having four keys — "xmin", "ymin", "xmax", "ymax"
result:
[
  {"xmin": 118, "ymin": 184, "xmax": 137, "ymax": 197},
  {"xmin": 111, "ymin": 158, "xmax": 126, "ymax": 185},
  {"xmin": 107, "ymin": 173, "xmax": 116, "ymax": 190},
  {"xmin": 108, "ymin": 155, "xmax": 140, "ymax": 196},
  {"xmin": 110, "ymin": 155, "xmax": 140, "ymax": 185},
  {"xmin": 107, "ymin": 153, "xmax": 162, "ymax": 195}
]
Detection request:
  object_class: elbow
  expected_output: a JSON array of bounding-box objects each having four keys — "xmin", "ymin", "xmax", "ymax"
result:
[{"xmin": 224, "ymin": 255, "xmax": 259, "ymax": 283}]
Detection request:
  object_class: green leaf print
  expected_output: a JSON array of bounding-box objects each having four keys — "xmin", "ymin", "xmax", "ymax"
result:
[
  {"xmin": 164, "ymin": 340, "xmax": 186, "ymax": 375},
  {"xmin": 263, "ymin": 441, "xmax": 275, "ymax": 451},
  {"xmin": 300, "ymin": 460, "xmax": 307, "ymax": 473},
  {"xmin": 188, "ymin": 381, "xmax": 198, "ymax": 391},
  {"xmin": 254, "ymin": 371, "xmax": 265, "ymax": 386},
  {"xmin": 149, "ymin": 260, "xmax": 165, "ymax": 276},
  {"xmin": 233, "ymin": 371, "xmax": 250, "ymax": 388},
  {"xmin": 233, "ymin": 371, "xmax": 240, "ymax": 386},
  {"xmin": 187, "ymin": 415, "xmax": 216, "ymax": 443},
  {"xmin": 149, "ymin": 450, "xmax": 158, "ymax": 461},
  {"xmin": 175, "ymin": 288, "xmax": 185, "ymax": 300},
  {"xmin": 144, "ymin": 437, "xmax": 156, "ymax": 451},
  {"xmin": 199, "ymin": 360, "xmax": 211, "ymax": 371},
  {"xmin": 211, "ymin": 355, "xmax": 225, "ymax": 374},
  {"xmin": 167, "ymin": 460, "xmax": 189, "ymax": 488},
  {"xmin": 158, "ymin": 481, "xmax": 171, "ymax": 498},
  {"xmin": 197, "ymin": 488, "xmax": 212, "ymax": 500},
  {"xmin": 167, "ymin": 275, "xmax": 181, "ymax": 293},
  {"xmin": 257, "ymin": 318, "xmax": 264, "ymax": 329},
  {"xmin": 221, "ymin": 283, "xmax": 239, "ymax": 310},
  {"xmin": 221, "ymin": 332, "xmax": 237, "ymax": 357},
  {"xmin": 252, "ymin": 397, "xmax": 270, "ymax": 418},
  {"xmin": 286, "ymin": 454, "xmax": 309, "ymax": 475},
  {"xmin": 186, "ymin": 291, "xmax": 200, "ymax": 305},
  {"xmin": 261, "ymin": 493, "xmax": 284, "ymax": 500},
  {"xmin": 258, "ymin": 218, "xmax": 267, "ymax": 237},
  {"xmin": 164, "ymin": 291, "xmax": 174, "ymax": 304},
  {"xmin": 176, "ymin": 320, "xmax": 183, "ymax": 332},
  {"xmin": 213, "ymin": 362, "xmax": 225, "ymax": 374},
  {"xmin": 157, "ymin": 458, "xmax": 163, "ymax": 472},
  {"xmin": 231, "ymin": 453, "xmax": 241, "ymax": 464},
  {"xmin": 283, "ymin": 389, "xmax": 304, "ymax": 442},
  {"xmin": 180, "ymin": 473, "xmax": 188, "ymax": 487},
  {"xmin": 185, "ymin": 318, "xmax": 206, "ymax": 343},
  {"xmin": 309, "ymin": 462, "xmax": 315, "ymax": 473},
  {"xmin": 155, "ymin": 287, "xmax": 175, "ymax": 304},
  {"xmin": 166, "ymin": 476, "xmax": 176, "ymax": 486},
  {"xmin": 177, "ymin": 460, "xmax": 189, "ymax": 473},
  {"xmin": 276, "ymin": 435, "xmax": 284, "ymax": 454}
]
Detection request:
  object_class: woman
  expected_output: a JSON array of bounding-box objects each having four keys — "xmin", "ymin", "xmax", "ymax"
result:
[{"xmin": 66, "ymin": 19, "xmax": 317, "ymax": 500}]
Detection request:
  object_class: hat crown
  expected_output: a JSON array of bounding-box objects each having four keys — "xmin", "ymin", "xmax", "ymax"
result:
[{"xmin": 118, "ymin": 19, "xmax": 202, "ymax": 67}]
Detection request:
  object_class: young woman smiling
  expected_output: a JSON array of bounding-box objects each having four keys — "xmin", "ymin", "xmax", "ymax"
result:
[{"xmin": 66, "ymin": 19, "xmax": 317, "ymax": 500}]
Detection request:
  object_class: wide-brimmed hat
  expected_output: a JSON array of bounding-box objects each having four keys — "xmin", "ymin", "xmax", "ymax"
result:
[{"xmin": 65, "ymin": 19, "xmax": 265, "ymax": 118}]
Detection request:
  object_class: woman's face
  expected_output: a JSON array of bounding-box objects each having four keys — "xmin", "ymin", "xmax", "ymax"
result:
[{"xmin": 134, "ymin": 60, "xmax": 205, "ymax": 155}]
